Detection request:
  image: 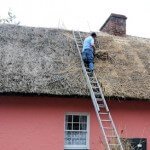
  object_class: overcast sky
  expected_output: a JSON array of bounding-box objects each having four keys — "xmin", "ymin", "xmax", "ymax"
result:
[{"xmin": 0, "ymin": 0, "xmax": 150, "ymax": 38}]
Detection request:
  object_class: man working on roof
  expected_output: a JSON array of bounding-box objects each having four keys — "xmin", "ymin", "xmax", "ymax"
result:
[{"xmin": 82, "ymin": 32, "xmax": 97, "ymax": 74}]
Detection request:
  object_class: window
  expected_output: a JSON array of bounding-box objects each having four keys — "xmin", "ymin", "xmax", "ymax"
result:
[{"xmin": 64, "ymin": 114, "xmax": 89, "ymax": 149}]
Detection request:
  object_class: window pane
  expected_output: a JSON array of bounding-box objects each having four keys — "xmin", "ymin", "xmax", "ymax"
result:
[
  {"xmin": 73, "ymin": 123, "xmax": 79, "ymax": 130},
  {"xmin": 80, "ymin": 116, "xmax": 87, "ymax": 123},
  {"xmin": 65, "ymin": 131, "xmax": 71, "ymax": 138},
  {"xmin": 66, "ymin": 115, "xmax": 72, "ymax": 122},
  {"xmin": 80, "ymin": 131, "xmax": 86, "ymax": 139},
  {"xmin": 79, "ymin": 131, "xmax": 87, "ymax": 145},
  {"xmin": 65, "ymin": 131, "xmax": 72, "ymax": 145},
  {"xmin": 73, "ymin": 115, "xmax": 79, "ymax": 122},
  {"xmin": 66, "ymin": 123, "xmax": 72, "ymax": 130},
  {"xmin": 71, "ymin": 131, "xmax": 86, "ymax": 145},
  {"xmin": 80, "ymin": 123, "xmax": 87, "ymax": 130},
  {"xmin": 72, "ymin": 131, "xmax": 80, "ymax": 145}
]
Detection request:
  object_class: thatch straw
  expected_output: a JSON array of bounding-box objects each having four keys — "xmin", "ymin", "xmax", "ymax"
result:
[
  {"xmin": 95, "ymin": 33, "xmax": 150, "ymax": 100},
  {"xmin": 0, "ymin": 24, "xmax": 88, "ymax": 96},
  {"xmin": 0, "ymin": 24, "xmax": 149, "ymax": 99}
]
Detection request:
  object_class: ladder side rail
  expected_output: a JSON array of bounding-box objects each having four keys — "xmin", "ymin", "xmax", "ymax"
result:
[
  {"xmin": 94, "ymin": 69, "xmax": 124, "ymax": 150},
  {"xmin": 108, "ymin": 113, "xmax": 124, "ymax": 150},
  {"xmin": 85, "ymin": 79, "xmax": 111, "ymax": 149},
  {"xmin": 72, "ymin": 31, "xmax": 85, "ymax": 68},
  {"xmin": 92, "ymin": 73, "xmax": 111, "ymax": 149},
  {"xmin": 94, "ymin": 74, "xmax": 109, "ymax": 112},
  {"xmin": 95, "ymin": 107, "xmax": 111, "ymax": 150},
  {"xmin": 78, "ymin": 31, "xmax": 83, "ymax": 44},
  {"xmin": 84, "ymin": 73, "xmax": 100, "ymax": 113},
  {"xmin": 73, "ymin": 31, "xmax": 99, "ymax": 112}
]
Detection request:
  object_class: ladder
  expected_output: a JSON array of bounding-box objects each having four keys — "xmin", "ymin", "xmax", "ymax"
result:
[{"xmin": 73, "ymin": 31, "xmax": 124, "ymax": 150}]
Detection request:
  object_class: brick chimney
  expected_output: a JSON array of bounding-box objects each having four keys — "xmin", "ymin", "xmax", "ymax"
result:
[{"xmin": 100, "ymin": 13, "xmax": 127, "ymax": 36}]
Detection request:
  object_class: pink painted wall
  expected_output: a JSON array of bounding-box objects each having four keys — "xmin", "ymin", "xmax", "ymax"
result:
[
  {"xmin": 0, "ymin": 96, "xmax": 102, "ymax": 150},
  {"xmin": 108, "ymin": 100, "xmax": 150, "ymax": 149},
  {"xmin": 0, "ymin": 96, "xmax": 150, "ymax": 150}
]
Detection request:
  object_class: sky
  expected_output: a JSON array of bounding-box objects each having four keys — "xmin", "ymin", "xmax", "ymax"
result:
[{"xmin": 0, "ymin": 0, "xmax": 150, "ymax": 38}]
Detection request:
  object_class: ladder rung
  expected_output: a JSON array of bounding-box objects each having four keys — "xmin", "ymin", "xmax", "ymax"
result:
[
  {"xmin": 86, "ymin": 70, "xmax": 90, "ymax": 73},
  {"xmin": 94, "ymin": 91, "xmax": 101, "ymax": 94},
  {"xmin": 86, "ymin": 72, "xmax": 91, "ymax": 75},
  {"xmin": 107, "ymin": 136, "xmax": 117, "ymax": 138},
  {"xmin": 98, "ymin": 104, "xmax": 105, "ymax": 108},
  {"xmin": 86, "ymin": 69, "xmax": 90, "ymax": 72},
  {"xmin": 89, "ymin": 76, "xmax": 95, "ymax": 79},
  {"xmin": 92, "ymin": 87, "xmax": 99, "ymax": 90},
  {"xmin": 90, "ymin": 81, "xmax": 97, "ymax": 83},
  {"xmin": 93, "ymin": 90, "xmax": 100, "ymax": 93},
  {"xmin": 90, "ymin": 79, "xmax": 96, "ymax": 82},
  {"xmin": 97, "ymin": 98, "xmax": 103, "ymax": 101},
  {"xmin": 92, "ymin": 86, "xmax": 99, "ymax": 89},
  {"xmin": 88, "ymin": 75, "xmax": 94, "ymax": 78},
  {"xmin": 87, "ymin": 71, "xmax": 93, "ymax": 74},
  {"xmin": 109, "ymin": 144, "xmax": 120, "ymax": 146},
  {"xmin": 95, "ymin": 95, "xmax": 101, "ymax": 98},
  {"xmin": 77, "ymin": 43, "xmax": 82, "ymax": 45},
  {"xmin": 101, "ymin": 119, "xmax": 111, "ymax": 122},
  {"xmin": 85, "ymin": 67, "xmax": 90, "ymax": 69},
  {"xmin": 85, "ymin": 68, "xmax": 89, "ymax": 71},
  {"xmin": 103, "ymin": 127, "xmax": 113, "ymax": 130},
  {"xmin": 90, "ymin": 82, "xmax": 97, "ymax": 84},
  {"xmin": 87, "ymin": 71, "xmax": 92, "ymax": 74},
  {"xmin": 99, "ymin": 112, "xmax": 109, "ymax": 115},
  {"xmin": 84, "ymin": 67, "xmax": 89, "ymax": 69}
]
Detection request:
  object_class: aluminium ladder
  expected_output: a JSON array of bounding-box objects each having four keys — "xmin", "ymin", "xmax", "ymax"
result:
[{"xmin": 73, "ymin": 31, "xmax": 124, "ymax": 150}]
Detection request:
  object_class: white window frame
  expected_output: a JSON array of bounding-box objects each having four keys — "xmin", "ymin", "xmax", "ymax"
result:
[{"xmin": 64, "ymin": 113, "xmax": 90, "ymax": 150}]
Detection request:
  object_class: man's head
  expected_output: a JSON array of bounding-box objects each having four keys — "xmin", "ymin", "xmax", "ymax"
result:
[{"xmin": 91, "ymin": 32, "xmax": 97, "ymax": 38}]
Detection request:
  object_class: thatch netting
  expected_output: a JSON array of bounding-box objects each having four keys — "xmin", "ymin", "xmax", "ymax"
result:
[{"xmin": 0, "ymin": 24, "xmax": 149, "ymax": 99}]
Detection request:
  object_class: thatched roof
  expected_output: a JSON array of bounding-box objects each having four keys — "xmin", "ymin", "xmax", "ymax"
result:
[
  {"xmin": 0, "ymin": 24, "xmax": 150, "ymax": 100},
  {"xmin": 95, "ymin": 33, "xmax": 150, "ymax": 100}
]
